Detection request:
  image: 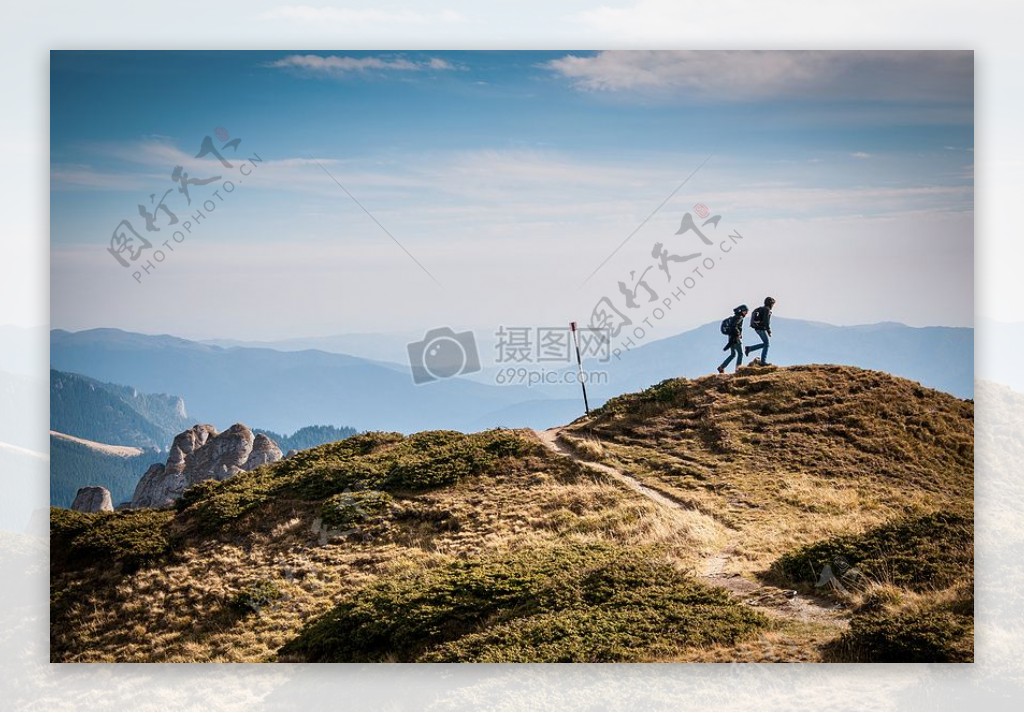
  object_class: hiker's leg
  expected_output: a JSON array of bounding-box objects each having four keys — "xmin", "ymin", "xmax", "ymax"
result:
[
  {"xmin": 758, "ymin": 329, "xmax": 770, "ymax": 361},
  {"xmin": 719, "ymin": 344, "xmax": 737, "ymax": 370},
  {"xmin": 746, "ymin": 333, "xmax": 765, "ymax": 356}
]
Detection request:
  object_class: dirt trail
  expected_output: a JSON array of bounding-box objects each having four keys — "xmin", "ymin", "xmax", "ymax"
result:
[
  {"xmin": 535, "ymin": 427, "xmax": 682, "ymax": 510},
  {"xmin": 533, "ymin": 426, "xmax": 847, "ymax": 631}
]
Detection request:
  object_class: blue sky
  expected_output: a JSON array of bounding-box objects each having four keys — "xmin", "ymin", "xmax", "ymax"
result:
[{"xmin": 51, "ymin": 51, "xmax": 973, "ymax": 343}]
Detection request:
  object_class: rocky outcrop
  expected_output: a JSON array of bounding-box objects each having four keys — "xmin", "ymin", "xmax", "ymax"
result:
[
  {"xmin": 245, "ymin": 433, "xmax": 283, "ymax": 470},
  {"xmin": 131, "ymin": 463, "xmax": 175, "ymax": 510},
  {"xmin": 130, "ymin": 424, "xmax": 282, "ymax": 508},
  {"xmin": 71, "ymin": 486, "xmax": 113, "ymax": 513}
]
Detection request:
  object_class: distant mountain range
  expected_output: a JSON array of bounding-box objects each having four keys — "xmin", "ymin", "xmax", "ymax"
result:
[
  {"xmin": 50, "ymin": 328, "xmax": 565, "ymax": 434},
  {"xmin": 199, "ymin": 319, "xmax": 974, "ymax": 402},
  {"xmin": 50, "ymin": 319, "xmax": 973, "ymax": 444},
  {"xmin": 51, "ymin": 369, "xmax": 191, "ymax": 451}
]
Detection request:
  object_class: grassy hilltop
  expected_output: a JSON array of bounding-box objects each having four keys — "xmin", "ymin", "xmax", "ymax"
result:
[{"xmin": 50, "ymin": 364, "xmax": 973, "ymax": 663}]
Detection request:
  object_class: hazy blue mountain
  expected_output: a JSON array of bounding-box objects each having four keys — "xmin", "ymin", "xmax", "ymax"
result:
[
  {"xmin": 50, "ymin": 329, "xmax": 563, "ymax": 434},
  {"xmin": 202, "ymin": 332, "xmax": 422, "ymax": 366},
  {"xmin": 584, "ymin": 318, "xmax": 973, "ymax": 405},
  {"xmin": 50, "ymin": 321, "xmax": 972, "ymax": 443},
  {"xmin": 50, "ymin": 369, "xmax": 190, "ymax": 450}
]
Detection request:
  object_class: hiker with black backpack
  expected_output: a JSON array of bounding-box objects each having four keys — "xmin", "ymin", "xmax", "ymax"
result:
[
  {"xmin": 745, "ymin": 297, "xmax": 776, "ymax": 365},
  {"xmin": 717, "ymin": 304, "xmax": 748, "ymax": 374}
]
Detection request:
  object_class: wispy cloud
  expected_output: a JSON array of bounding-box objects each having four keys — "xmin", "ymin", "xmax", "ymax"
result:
[
  {"xmin": 268, "ymin": 54, "xmax": 457, "ymax": 76},
  {"xmin": 259, "ymin": 5, "xmax": 465, "ymax": 25},
  {"xmin": 51, "ymin": 138, "xmax": 972, "ymax": 229},
  {"xmin": 546, "ymin": 51, "xmax": 973, "ymax": 103},
  {"xmin": 51, "ymin": 136, "xmax": 341, "ymax": 192}
]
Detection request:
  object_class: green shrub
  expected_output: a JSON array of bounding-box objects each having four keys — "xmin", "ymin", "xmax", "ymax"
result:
[
  {"xmin": 66, "ymin": 509, "xmax": 174, "ymax": 570},
  {"xmin": 50, "ymin": 507, "xmax": 100, "ymax": 547},
  {"xmin": 177, "ymin": 480, "xmax": 273, "ymax": 533},
  {"xmin": 279, "ymin": 543, "xmax": 767, "ymax": 662},
  {"xmin": 829, "ymin": 599, "xmax": 973, "ymax": 662},
  {"xmin": 175, "ymin": 479, "xmax": 223, "ymax": 512},
  {"xmin": 229, "ymin": 579, "xmax": 283, "ymax": 615},
  {"xmin": 320, "ymin": 490, "xmax": 393, "ymax": 530},
  {"xmin": 773, "ymin": 512, "xmax": 972, "ymax": 592},
  {"xmin": 173, "ymin": 430, "xmax": 539, "ymax": 536},
  {"xmin": 288, "ymin": 429, "xmax": 531, "ymax": 497}
]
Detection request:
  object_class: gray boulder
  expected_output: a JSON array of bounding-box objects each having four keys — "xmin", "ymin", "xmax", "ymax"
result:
[{"xmin": 71, "ymin": 486, "xmax": 113, "ymax": 513}]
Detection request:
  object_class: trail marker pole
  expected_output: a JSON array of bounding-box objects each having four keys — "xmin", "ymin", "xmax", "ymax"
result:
[{"xmin": 570, "ymin": 321, "xmax": 590, "ymax": 416}]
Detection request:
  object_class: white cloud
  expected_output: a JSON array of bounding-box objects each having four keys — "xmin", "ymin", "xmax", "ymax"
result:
[
  {"xmin": 268, "ymin": 53, "xmax": 456, "ymax": 76},
  {"xmin": 545, "ymin": 50, "xmax": 973, "ymax": 103},
  {"xmin": 851, "ymin": 151, "xmax": 872, "ymax": 159},
  {"xmin": 51, "ymin": 137, "xmax": 344, "ymax": 192}
]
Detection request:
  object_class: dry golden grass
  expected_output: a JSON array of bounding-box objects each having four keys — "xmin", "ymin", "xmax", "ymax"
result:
[
  {"xmin": 563, "ymin": 364, "xmax": 972, "ymax": 571},
  {"xmin": 52, "ymin": 430, "xmax": 705, "ymax": 662},
  {"xmin": 51, "ymin": 366, "xmax": 973, "ymax": 663}
]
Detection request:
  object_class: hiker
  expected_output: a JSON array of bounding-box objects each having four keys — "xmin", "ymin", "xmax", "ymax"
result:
[
  {"xmin": 717, "ymin": 304, "xmax": 748, "ymax": 374},
  {"xmin": 745, "ymin": 297, "xmax": 776, "ymax": 365}
]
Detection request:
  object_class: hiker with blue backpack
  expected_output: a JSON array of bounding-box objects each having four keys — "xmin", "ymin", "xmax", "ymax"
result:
[
  {"xmin": 745, "ymin": 297, "xmax": 776, "ymax": 365},
  {"xmin": 717, "ymin": 305, "xmax": 748, "ymax": 374}
]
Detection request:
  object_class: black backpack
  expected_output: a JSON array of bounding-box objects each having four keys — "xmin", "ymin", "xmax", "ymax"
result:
[
  {"xmin": 751, "ymin": 306, "xmax": 767, "ymax": 330},
  {"xmin": 720, "ymin": 316, "xmax": 735, "ymax": 335}
]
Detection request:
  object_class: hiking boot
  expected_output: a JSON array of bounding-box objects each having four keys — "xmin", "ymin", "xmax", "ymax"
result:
[
  {"xmin": 744, "ymin": 346, "xmax": 751, "ymax": 356},
  {"xmin": 717, "ymin": 366, "xmax": 725, "ymax": 374}
]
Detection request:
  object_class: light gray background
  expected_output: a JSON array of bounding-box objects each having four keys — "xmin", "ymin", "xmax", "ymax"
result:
[{"xmin": 3, "ymin": 1, "xmax": 1019, "ymax": 709}]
